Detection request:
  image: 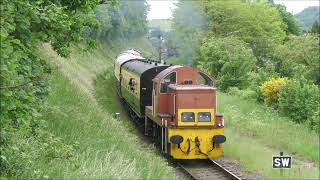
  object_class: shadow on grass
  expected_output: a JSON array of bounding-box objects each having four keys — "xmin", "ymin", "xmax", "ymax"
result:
[{"xmin": 93, "ymin": 70, "xmax": 139, "ymax": 134}]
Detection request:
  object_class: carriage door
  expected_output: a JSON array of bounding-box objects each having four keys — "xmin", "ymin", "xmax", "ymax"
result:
[
  {"xmin": 119, "ymin": 73, "xmax": 122, "ymax": 95},
  {"xmin": 152, "ymin": 82, "xmax": 158, "ymax": 116},
  {"xmin": 117, "ymin": 65, "xmax": 123, "ymax": 96}
]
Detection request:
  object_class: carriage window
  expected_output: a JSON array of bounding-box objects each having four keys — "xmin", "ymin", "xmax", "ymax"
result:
[
  {"xmin": 198, "ymin": 112, "xmax": 211, "ymax": 122},
  {"xmin": 160, "ymin": 72, "xmax": 176, "ymax": 93},
  {"xmin": 129, "ymin": 78, "xmax": 136, "ymax": 91},
  {"xmin": 181, "ymin": 112, "xmax": 195, "ymax": 122},
  {"xmin": 197, "ymin": 72, "xmax": 213, "ymax": 86}
]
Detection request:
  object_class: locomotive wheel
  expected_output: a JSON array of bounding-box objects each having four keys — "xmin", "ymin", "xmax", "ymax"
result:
[{"xmin": 145, "ymin": 117, "xmax": 153, "ymax": 137}]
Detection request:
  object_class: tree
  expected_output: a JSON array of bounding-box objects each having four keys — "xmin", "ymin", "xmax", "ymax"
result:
[
  {"xmin": 171, "ymin": 0, "xmax": 287, "ymax": 67},
  {"xmin": 1, "ymin": 0, "xmax": 102, "ymax": 132},
  {"xmin": 94, "ymin": 4, "xmax": 114, "ymax": 38},
  {"xmin": 171, "ymin": 1, "xmax": 207, "ymax": 65},
  {"xmin": 119, "ymin": 0, "xmax": 149, "ymax": 38},
  {"xmin": 196, "ymin": 36, "xmax": 257, "ymax": 91},
  {"xmin": 203, "ymin": 1, "xmax": 286, "ymax": 46},
  {"xmin": 274, "ymin": 4, "xmax": 301, "ymax": 35},
  {"xmin": 311, "ymin": 20, "xmax": 320, "ymax": 34},
  {"xmin": 275, "ymin": 35, "xmax": 320, "ymax": 85},
  {"xmin": 273, "ymin": 4, "xmax": 301, "ymax": 36},
  {"xmin": 93, "ymin": 0, "xmax": 148, "ymax": 39},
  {"xmin": 0, "ymin": 0, "xmax": 116, "ymax": 176}
]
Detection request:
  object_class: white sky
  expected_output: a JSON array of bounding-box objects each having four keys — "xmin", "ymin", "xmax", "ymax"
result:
[
  {"xmin": 147, "ymin": 0, "xmax": 177, "ymax": 20},
  {"xmin": 147, "ymin": 0, "xmax": 319, "ymax": 20},
  {"xmin": 274, "ymin": 0, "xmax": 319, "ymax": 14}
]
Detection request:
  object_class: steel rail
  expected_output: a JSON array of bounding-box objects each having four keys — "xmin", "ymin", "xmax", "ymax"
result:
[
  {"xmin": 177, "ymin": 161, "xmax": 197, "ymax": 180},
  {"xmin": 210, "ymin": 159, "xmax": 242, "ymax": 180},
  {"xmin": 177, "ymin": 159, "xmax": 243, "ymax": 180}
]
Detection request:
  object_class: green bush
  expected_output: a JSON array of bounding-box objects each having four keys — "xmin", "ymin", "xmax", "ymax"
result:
[
  {"xmin": 308, "ymin": 109, "xmax": 320, "ymax": 134},
  {"xmin": 278, "ymin": 79, "xmax": 320, "ymax": 131}
]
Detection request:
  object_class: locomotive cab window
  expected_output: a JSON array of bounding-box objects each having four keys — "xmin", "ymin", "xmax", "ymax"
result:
[
  {"xmin": 160, "ymin": 72, "xmax": 176, "ymax": 93},
  {"xmin": 181, "ymin": 112, "xmax": 195, "ymax": 122},
  {"xmin": 198, "ymin": 112, "xmax": 211, "ymax": 122},
  {"xmin": 197, "ymin": 72, "xmax": 213, "ymax": 86}
]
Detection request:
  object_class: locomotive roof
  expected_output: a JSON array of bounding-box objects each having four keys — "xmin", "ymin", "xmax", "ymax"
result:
[
  {"xmin": 122, "ymin": 60, "xmax": 169, "ymax": 75},
  {"xmin": 168, "ymin": 84, "xmax": 216, "ymax": 90},
  {"xmin": 116, "ymin": 49, "xmax": 146, "ymax": 66},
  {"xmin": 153, "ymin": 65, "xmax": 183, "ymax": 81}
]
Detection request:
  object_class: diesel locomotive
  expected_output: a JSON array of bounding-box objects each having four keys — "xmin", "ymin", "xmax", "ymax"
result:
[{"xmin": 114, "ymin": 50, "xmax": 226, "ymax": 159}]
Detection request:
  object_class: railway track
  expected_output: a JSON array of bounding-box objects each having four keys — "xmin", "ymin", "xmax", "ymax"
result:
[{"xmin": 177, "ymin": 159, "xmax": 243, "ymax": 180}]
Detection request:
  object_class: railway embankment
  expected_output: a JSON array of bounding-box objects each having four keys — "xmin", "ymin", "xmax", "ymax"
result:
[{"xmin": 37, "ymin": 39, "xmax": 176, "ymax": 179}]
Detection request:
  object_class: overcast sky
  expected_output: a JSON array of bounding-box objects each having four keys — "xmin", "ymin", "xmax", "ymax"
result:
[{"xmin": 147, "ymin": 0, "xmax": 320, "ymax": 20}]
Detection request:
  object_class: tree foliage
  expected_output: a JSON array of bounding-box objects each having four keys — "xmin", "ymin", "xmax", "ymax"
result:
[
  {"xmin": 278, "ymin": 79, "xmax": 319, "ymax": 131},
  {"xmin": 275, "ymin": 35, "xmax": 320, "ymax": 85},
  {"xmin": 171, "ymin": 0, "xmax": 288, "ymax": 68},
  {"xmin": 311, "ymin": 20, "xmax": 320, "ymax": 34},
  {"xmin": 0, "ymin": 0, "xmax": 119, "ymax": 176},
  {"xmin": 196, "ymin": 36, "xmax": 257, "ymax": 91},
  {"xmin": 203, "ymin": 1, "xmax": 286, "ymax": 46},
  {"xmin": 94, "ymin": 0, "xmax": 148, "ymax": 39},
  {"xmin": 171, "ymin": 0, "xmax": 207, "ymax": 64},
  {"xmin": 1, "ymin": 0, "xmax": 101, "ymax": 127},
  {"xmin": 273, "ymin": 4, "xmax": 300, "ymax": 36}
]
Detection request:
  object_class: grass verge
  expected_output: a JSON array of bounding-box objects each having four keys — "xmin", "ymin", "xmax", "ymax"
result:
[{"xmin": 219, "ymin": 92, "xmax": 319, "ymax": 179}]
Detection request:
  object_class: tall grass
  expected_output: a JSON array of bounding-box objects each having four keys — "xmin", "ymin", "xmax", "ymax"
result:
[
  {"xmin": 218, "ymin": 93, "xmax": 319, "ymax": 161},
  {"xmin": 219, "ymin": 93, "xmax": 319, "ymax": 179},
  {"xmin": 94, "ymin": 71, "xmax": 137, "ymax": 132},
  {"xmin": 224, "ymin": 127, "xmax": 319, "ymax": 179},
  {"xmin": 35, "ymin": 39, "xmax": 176, "ymax": 179}
]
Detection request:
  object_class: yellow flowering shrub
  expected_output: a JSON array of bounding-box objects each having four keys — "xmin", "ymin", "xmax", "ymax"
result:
[{"xmin": 260, "ymin": 77, "xmax": 288, "ymax": 105}]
